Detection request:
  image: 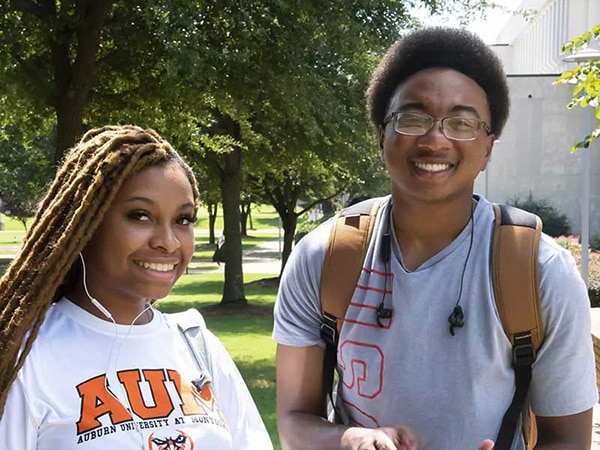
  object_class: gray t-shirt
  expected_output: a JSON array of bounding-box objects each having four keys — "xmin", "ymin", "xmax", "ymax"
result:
[{"xmin": 273, "ymin": 195, "xmax": 598, "ymax": 450}]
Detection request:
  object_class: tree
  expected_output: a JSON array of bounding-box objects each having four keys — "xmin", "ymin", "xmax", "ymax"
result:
[
  {"xmin": 0, "ymin": 127, "xmax": 54, "ymax": 230},
  {"xmin": 0, "ymin": 0, "xmax": 117, "ymax": 164},
  {"xmin": 0, "ymin": 0, "xmax": 497, "ymax": 306},
  {"xmin": 555, "ymin": 25, "xmax": 600, "ymax": 152}
]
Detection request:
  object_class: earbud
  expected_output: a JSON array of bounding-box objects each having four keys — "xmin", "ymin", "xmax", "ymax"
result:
[
  {"xmin": 79, "ymin": 253, "xmax": 113, "ymax": 320},
  {"xmin": 376, "ymin": 303, "xmax": 393, "ymax": 328},
  {"xmin": 448, "ymin": 305, "xmax": 465, "ymax": 336}
]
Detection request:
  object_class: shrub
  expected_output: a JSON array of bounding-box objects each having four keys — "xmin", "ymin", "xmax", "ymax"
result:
[
  {"xmin": 588, "ymin": 253, "xmax": 600, "ymax": 307},
  {"xmin": 591, "ymin": 237, "xmax": 600, "ymax": 252},
  {"xmin": 555, "ymin": 235, "xmax": 600, "ymax": 307},
  {"xmin": 509, "ymin": 193, "xmax": 571, "ymax": 237},
  {"xmin": 294, "ymin": 221, "xmax": 321, "ymax": 244}
]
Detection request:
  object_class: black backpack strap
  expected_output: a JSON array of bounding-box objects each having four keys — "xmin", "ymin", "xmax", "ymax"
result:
[{"xmin": 492, "ymin": 204, "xmax": 543, "ymax": 450}]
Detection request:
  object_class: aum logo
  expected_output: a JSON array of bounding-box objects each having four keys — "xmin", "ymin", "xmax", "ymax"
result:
[
  {"xmin": 149, "ymin": 430, "xmax": 194, "ymax": 450},
  {"xmin": 76, "ymin": 368, "xmax": 219, "ymax": 434}
]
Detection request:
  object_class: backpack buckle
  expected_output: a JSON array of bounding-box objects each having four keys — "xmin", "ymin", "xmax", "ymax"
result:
[
  {"xmin": 320, "ymin": 312, "xmax": 338, "ymax": 347},
  {"xmin": 513, "ymin": 333, "xmax": 535, "ymax": 367}
]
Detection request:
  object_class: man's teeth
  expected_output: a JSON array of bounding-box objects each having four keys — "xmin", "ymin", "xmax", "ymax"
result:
[
  {"xmin": 414, "ymin": 162, "xmax": 451, "ymax": 172},
  {"xmin": 137, "ymin": 262, "xmax": 175, "ymax": 272}
]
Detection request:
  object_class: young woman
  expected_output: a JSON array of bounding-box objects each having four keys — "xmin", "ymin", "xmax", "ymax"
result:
[{"xmin": 0, "ymin": 125, "xmax": 273, "ymax": 449}]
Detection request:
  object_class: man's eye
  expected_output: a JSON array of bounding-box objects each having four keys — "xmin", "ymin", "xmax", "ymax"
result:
[
  {"xmin": 398, "ymin": 116, "xmax": 426, "ymax": 127},
  {"xmin": 449, "ymin": 118, "xmax": 476, "ymax": 130}
]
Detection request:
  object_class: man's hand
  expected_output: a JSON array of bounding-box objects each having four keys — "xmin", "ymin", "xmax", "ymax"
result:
[{"xmin": 340, "ymin": 426, "xmax": 419, "ymax": 450}]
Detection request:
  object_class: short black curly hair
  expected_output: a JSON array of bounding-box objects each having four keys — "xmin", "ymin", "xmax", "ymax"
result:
[{"xmin": 366, "ymin": 27, "xmax": 510, "ymax": 137}]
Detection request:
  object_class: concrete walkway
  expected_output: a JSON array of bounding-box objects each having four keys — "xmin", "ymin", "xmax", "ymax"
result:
[{"xmin": 194, "ymin": 239, "xmax": 283, "ymax": 274}]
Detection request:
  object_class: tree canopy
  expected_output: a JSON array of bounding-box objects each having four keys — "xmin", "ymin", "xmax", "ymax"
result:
[
  {"xmin": 555, "ymin": 25, "xmax": 600, "ymax": 153},
  {"xmin": 0, "ymin": 0, "xmax": 495, "ymax": 303}
]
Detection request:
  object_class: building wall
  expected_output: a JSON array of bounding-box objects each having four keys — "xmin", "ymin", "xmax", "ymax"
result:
[
  {"xmin": 474, "ymin": 0, "xmax": 600, "ymax": 238},
  {"xmin": 474, "ymin": 75, "xmax": 600, "ymax": 237},
  {"xmin": 495, "ymin": 0, "xmax": 598, "ymax": 75}
]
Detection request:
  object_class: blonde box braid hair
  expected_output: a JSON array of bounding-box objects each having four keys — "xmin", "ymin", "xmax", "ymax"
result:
[{"xmin": 0, "ymin": 125, "xmax": 199, "ymax": 417}]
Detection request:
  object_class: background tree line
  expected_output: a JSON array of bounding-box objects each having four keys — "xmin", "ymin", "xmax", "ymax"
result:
[{"xmin": 0, "ymin": 0, "xmax": 496, "ymax": 305}]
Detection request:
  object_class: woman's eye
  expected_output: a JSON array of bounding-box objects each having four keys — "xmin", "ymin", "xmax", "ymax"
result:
[
  {"xmin": 178, "ymin": 215, "xmax": 196, "ymax": 226},
  {"xmin": 128, "ymin": 211, "xmax": 151, "ymax": 221}
]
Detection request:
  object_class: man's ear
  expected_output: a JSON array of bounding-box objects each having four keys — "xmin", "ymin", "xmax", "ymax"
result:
[
  {"xmin": 378, "ymin": 126, "xmax": 386, "ymax": 163},
  {"xmin": 378, "ymin": 125, "xmax": 385, "ymax": 150},
  {"xmin": 486, "ymin": 134, "xmax": 496, "ymax": 159},
  {"xmin": 481, "ymin": 134, "xmax": 496, "ymax": 171}
]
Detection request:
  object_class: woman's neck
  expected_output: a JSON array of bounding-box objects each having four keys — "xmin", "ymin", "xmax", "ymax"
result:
[{"xmin": 65, "ymin": 285, "xmax": 153, "ymax": 325}]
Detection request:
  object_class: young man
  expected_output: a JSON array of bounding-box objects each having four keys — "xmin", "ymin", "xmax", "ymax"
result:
[{"xmin": 272, "ymin": 27, "xmax": 597, "ymax": 450}]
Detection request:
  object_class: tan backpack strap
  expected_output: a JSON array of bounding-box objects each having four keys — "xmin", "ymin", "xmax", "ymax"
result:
[
  {"xmin": 320, "ymin": 198, "xmax": 383, "ymax": 335},
  {"xmin": 492, "ymin": 203, "xmax": 543, "ymax": 450},
  {"xmin": 492, "ymin": 203, "xmax": 543, "ymax": 351}
]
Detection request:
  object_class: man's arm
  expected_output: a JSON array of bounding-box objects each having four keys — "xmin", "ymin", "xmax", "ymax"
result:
[
  {"xmin": 534, "ymin": 409, "xmax": 592, "ymax": 449},
  {"xmin": 276, "ymin": 344, "xmax": 420, "ymax": 450},
  {"xmin": 276, "ymin": 344, "xmax": 348, "ymax": 449}
]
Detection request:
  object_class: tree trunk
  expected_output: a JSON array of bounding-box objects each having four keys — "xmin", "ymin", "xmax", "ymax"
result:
[
  {"xmin": 51, "ymin": 0, "xmax": 115, "ymax": 164},
  {"xmin": 240, "ymin": 202, "xmax": 250, "ymax": 237},
  {"xmin": 55, "ymin": 99, "xmax": 84, "ymax": 165},
  {"xmin": 208, "ymin": 202, "xmax": 218, "ymax": 245},
  {"xmin": 279, "ymin": 209, "xmax": 297, "ymax": 276},
  {"xmin": 219, "ymin": 117, "xmax": 245, "ymax": 305}
]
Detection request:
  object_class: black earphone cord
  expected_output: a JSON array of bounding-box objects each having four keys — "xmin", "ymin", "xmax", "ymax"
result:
[
  {"xmin": 376, "ymin": 202, "xmax": 475, "ymax": 334},
  {"xmin": 447, "ymin": 204, "xmax": 475, "ymax": 336}
]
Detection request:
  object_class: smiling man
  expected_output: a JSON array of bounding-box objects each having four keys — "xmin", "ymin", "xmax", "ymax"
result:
[{"xmin": 273, "ymin": 27, "xmax": 597, "ymax": 450}]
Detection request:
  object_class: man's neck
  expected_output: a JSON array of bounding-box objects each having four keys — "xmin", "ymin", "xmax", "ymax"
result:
[{"xmin": 391, "ymin": 195, "xmax": 475, "ymax": 270}]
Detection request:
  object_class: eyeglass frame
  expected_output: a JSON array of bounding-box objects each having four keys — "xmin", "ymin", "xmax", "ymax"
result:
[{"xmin": 382, "ymin": 111, "xmax": 492, "ymax": 141}]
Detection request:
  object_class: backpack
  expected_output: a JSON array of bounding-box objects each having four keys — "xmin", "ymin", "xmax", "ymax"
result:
[
  {"xmin": 165, "ymin": 309, "xmax": 213, "ymax": 389},
  {"xmin": 319, "ymin": 197, "xmax": 543, "ymax": 450}
]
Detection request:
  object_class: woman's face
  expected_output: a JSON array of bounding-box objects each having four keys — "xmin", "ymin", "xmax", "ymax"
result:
[{"xmin": 82, "ymin": 161, "xmax": 196, "ymax": 308}]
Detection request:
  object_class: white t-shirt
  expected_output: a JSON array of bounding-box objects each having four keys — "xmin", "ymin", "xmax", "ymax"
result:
[
  {"xmin": 273, "ymin": 194, "xmax": 598, "ymax": 450},
  {"xmin": 0, "ymin": 299, "xmax": 273, "ymax": 450}
]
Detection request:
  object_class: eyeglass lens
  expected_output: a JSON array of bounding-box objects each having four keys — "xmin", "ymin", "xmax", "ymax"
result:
[{"xmin": 394, "ymin": 112, "xmax": 483, "ymax": 140}]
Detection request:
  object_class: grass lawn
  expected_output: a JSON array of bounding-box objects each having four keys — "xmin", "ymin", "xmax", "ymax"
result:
[
  {"xmin": 0, "ymin": 204, "xmax": 284, "ymax": 256},
  {"xmin": 156, "ymin": 271, "xmax": 281, "ymax": 449},
  {"xmin": 0, "ymin": 215, "xmax": 28, "ymax": 248}
]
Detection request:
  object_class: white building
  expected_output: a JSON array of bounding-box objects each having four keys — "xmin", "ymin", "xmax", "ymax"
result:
[{"xmin": 474, "ymin": 0, "xmax": 600, "ymax": 238}]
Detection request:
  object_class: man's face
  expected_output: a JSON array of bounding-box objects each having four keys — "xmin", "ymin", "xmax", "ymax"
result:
[{"xmin": 380, "ymin": 67, "xmax": 496, "ymax": 206}]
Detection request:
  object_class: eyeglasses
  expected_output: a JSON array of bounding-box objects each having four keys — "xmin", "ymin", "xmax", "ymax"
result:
[{"xmin": 382, "ymin": 111, "xmax": 492, "ymax": 141}]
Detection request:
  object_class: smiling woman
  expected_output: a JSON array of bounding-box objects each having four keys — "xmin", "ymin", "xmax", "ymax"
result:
[{"xmin": 0, "ymin": 125, "xmax": 272, "ymax": 450}]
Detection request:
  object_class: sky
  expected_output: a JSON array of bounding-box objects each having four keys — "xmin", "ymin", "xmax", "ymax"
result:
[
  {"xmin": 468, "ymin": 8, "xmax": 513, "ymax": 43},
  {"xmin": 414, "ymin": 0, "xmax": 515, "ymax": 44}
]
